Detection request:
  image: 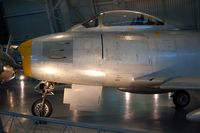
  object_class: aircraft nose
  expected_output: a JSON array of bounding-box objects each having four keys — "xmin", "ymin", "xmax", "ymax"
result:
[{"xmin": 18, "ymin": 39, "xmax": 32, "ymax": 77}]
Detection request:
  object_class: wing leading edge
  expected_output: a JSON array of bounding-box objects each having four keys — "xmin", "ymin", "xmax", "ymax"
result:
[{"xmin": 160, "ymin": 77, "xmax": 200, "ymax": 90}]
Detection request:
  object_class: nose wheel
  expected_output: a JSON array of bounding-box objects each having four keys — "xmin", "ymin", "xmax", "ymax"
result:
[
  {"xmin": 31, "ymin": 81, "xmax": 54, "ymax": 117},
  {"xmin": 32, "ymin": 99, "xmax": 52, "ymax": 117}
]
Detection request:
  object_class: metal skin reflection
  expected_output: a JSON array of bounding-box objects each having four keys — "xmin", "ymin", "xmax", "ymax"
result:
[
  {"xmin": 20, "ymin": 80, "xmax": 25, "ymax": 99},
  {"xmin": 124, "ymin": 92, "xmax": 132, "ymax": 120},
  {"xmin": 7, "ymin": 91, "xmax": 14, "ymax": 109},
  {"xmin": 153, "ymin": 94, "xmax": 159, "ymax": 120}
]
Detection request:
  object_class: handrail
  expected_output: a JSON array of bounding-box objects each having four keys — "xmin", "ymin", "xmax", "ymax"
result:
[{"xmin": 0, "ymin": 111, "xmax": 146, "ymax": 133}]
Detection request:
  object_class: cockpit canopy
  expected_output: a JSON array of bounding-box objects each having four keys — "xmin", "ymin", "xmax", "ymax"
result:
[{"xmin": 70, "ymin": 10, "xmax": 170, "ymax": 32}]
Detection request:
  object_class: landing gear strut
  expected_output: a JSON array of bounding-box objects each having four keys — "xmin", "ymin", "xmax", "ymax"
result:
[
  {"xmin": 173, "ymin": 90, "xmax": 190, "ymax": 108},
  {"xmin": 31, "ymin": 81, "xmax": 55, "ymax": 117}
]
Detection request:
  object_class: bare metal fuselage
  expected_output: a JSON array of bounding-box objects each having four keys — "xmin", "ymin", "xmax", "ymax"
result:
[{"xmin": 26, "ymin": 30, "xmax": 200, "ymax": 93}]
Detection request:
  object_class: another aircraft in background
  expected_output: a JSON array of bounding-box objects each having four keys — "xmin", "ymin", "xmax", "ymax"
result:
[
  {"xmin": 0, "ymin": 36, "xmax": 21, "ymax": 83},
  {"xmin": 187, "ymin": 108, "xmax": 200, "ymax": 122},
  {"xmin": 19, "ymin": 10, "xmax": 200, "ymax": 117}
]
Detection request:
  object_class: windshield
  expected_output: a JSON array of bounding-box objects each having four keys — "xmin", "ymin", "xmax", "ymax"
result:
[{"xmin": 102, "ymin": 11, "xmax": 164, "ymax": 26}]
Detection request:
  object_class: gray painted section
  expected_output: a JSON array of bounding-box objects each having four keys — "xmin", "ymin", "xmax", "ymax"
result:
[{"xmin": 43, "ymin": 40, "xmax": 73, "ymax": 63}]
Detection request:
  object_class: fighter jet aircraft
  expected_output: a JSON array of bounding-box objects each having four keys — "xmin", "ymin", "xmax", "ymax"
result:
[
  {"xmin": 19, "ymin": 10, "xmax": 200, "ymax": 117},
  {"xmin": 0, "ymin": 36, "xmax": 21, "ymax": 83}
]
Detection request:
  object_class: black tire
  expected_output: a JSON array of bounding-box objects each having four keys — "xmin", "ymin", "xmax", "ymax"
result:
[
  {"xmin": 173, "ymin": 90, "xmax": 190, "ymax": 108},
  {"xmin": 31, "ymin": 99, "xmax": 52, "ymax": 117}
]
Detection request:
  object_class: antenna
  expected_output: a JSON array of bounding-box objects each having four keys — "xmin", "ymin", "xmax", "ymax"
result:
[{"xmin": 6, "ymin": 35, "xmax": 12, "ymax": 54}]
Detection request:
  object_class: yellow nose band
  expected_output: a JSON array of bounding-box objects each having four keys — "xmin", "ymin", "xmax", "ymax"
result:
[{"xmin": 18, "ymin": 39, "xmax": 32, "ymax": 77}]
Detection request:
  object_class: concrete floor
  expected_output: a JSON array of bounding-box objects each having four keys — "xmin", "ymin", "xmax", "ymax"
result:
[{"xmin": 0, "ymin": 73, "xmax": 200, "ymax": 133}]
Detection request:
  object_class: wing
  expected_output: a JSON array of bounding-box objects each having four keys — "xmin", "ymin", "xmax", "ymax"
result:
[{"xmin": 160, "ymin": 77, "xmax": 200, "ymax": 90}]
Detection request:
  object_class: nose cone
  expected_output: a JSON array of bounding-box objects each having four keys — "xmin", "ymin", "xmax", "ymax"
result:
[{"xmin": 18, "ymin": 39, "xmax": 32, "ymax": 76}]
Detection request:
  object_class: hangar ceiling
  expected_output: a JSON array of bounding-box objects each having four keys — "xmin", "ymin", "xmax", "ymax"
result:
[{"xmin": 0, "ymin": 0, "xmax": 200, "ymax": 43}]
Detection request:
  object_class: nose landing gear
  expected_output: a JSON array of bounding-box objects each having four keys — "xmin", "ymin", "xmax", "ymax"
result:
[{"xmin": 31, "ymin": 81, "xmax": 55, "ymax": 117}]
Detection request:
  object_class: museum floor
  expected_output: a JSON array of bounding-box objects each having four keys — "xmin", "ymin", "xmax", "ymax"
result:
[{"xmin": 0, "ymin": 72, "xmax": 200, "ymax": 133}]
